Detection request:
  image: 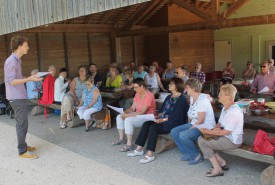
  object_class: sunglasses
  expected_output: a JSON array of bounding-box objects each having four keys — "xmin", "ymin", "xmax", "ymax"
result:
[
  {"xmin": 260, "ymin": 66, "xmax": 267, "ymax": 68},
  {"xmin": 174, "ymin": 72, "xmax": 178, "ymax": 74}
]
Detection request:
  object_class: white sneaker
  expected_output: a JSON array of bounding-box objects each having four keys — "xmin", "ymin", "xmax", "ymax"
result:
[
  {"xmin": 59, "ymin": 121, "xmax": 63, "ymax": 126},
  {"xmin": 139, "ymin": 155, "xmax": 155, "ymax": 164},
  {"xmin": 127, "ymin": 150, "xmax": 144, "ymax": 157},
  {"xmin": 60, "ymin": 123, "xmax": 67, "ymax": 129}
]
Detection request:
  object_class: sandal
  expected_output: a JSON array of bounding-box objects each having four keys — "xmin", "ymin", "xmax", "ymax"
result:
[
  {"xmin": 139, "ymin": 155, "xmax": 155, "ymax": 164},
  {"xmin": 205, "ymin": 170, "xmax": 224, "ymax": 177},
  {"xmin": 119, "ymin": 145, "xmax": 135, "ymax": 152},
  {"xmin": 112, "ymin": 139, "xmax": 126, "ymax": 146},
  {"xmin": 210, "ymin": 164, "xmax": 229, "ymax": 171}
]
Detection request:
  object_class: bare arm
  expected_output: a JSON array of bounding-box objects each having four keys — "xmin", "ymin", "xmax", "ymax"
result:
[
  {"xmin": 157, "ymin": 74, "xmax": 166, "ymax": 91},
  {"xmin": 86, "ymin": 89, "xmax": 100, "ymax": 109},
  {"xmin": 69, "ymin": 78, "xmax": 78, "ymax": 103}
]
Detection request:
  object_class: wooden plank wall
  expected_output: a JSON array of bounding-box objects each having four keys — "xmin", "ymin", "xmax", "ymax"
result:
[
  {"xmin": 0, "ymin": 0, "xmax": 150, "ymax": 35},
  {"xmin": 168, "ymin": 4, "xmax": 215, "ymax": 72},
  {"xmin": 0, "ymin": 32, "xmax": 146, "ymax": 82}
]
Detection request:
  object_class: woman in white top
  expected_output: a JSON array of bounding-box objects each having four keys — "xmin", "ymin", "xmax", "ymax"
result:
[
  {"xmin": 54, "ymin": 67, "xmax": 71, "ymax": 103},
  {"xmin": 198, "ymin": 84, "xmax": 243, "ymax": 177},
  {"xmin": 144, "ymin": 66, "xmax": 166, "ymax": 95},
  {"xmin": 170, "ymin": 78, "xmax": 215, "ymax": 165}
]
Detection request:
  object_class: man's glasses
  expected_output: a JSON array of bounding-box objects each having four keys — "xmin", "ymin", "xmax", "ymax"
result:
[
  {"xmin": 260, "ymin": 66, "xmax": 267, "ymax": 68},
  {"xmin": 174, "ymin": 72, "xmax": 179, "ymax": 74}
]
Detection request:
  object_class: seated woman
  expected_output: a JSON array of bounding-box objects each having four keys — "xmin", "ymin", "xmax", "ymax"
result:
[
  {"xmin": 243, "ymin": 61, "xmax": 256, "ymax": 81},
  {"xmin": 170, "ymin": 78, "xmax": 216, "ymax": 165},
  {"xmin": 105, "ymin": 67, "xmax": 122, "ymax": 88},
  {"xmin": 26, "ymin": 69, "xmax": 42, "ymax": 99},
  {"xmin": 113, "ymin": 78, "xmax": 156, "ymax": 152},
  {"xmin": 144, "ymin": 66, "xmax": 166, "ymax": 95},
  {"xmin": 198, "ymin": 84, "xmax": 243, "ymax": 177},
  {"xmin": 60, "ymin": 66, "xmax": 87, "ymax": 129},
  {"xmin": 54, "ymin": 67, "xmax": 71, "ymax": 104},
  {"xmin": 77, "ymin": 77, "xmax": 103, "ymax": 132},
  {"xmin": 222, "ymin": 61, "xmax": 235, "ymax": 79},
  {"xmin": 127, "ymin": 78, "xmax": 189, "ymax": 164},
  {"xmin": 119, "ymin": 70, "xmax": 135, "ymax": 110}
]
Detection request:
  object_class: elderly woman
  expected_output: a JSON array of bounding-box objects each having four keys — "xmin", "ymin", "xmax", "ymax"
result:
[
  {"xmin": 60, "ymin": 66, "xmax": 87, "ymax": 129},
  {"xmin": 26, "ymin": 69, "xmax": 42, "ymax": 99},
  {"xmin": 242, "ymin": 61, "xmax": 256, "ymax": 80},
  {"xmin": 144, "ymin": 66, "xmax": 166, "ymax": 95},
  {"xmin": 198, "ymin": 84, "xmax": 243, "ymax": 177},
  {"xmin": 113, "ymin": 78, "xmax": 156, "ymax": 152},
  {"xmin": 105, "ymin": 67, "xmax": 122, "ymax": 88},
  {"xmin": 170, "ymin": 78, "xmax": 216, "ymax": 165},
  {"xmin": 77, "ymin": 77, "xmax": 103, "ymax": 132},
  {"xmin": 127, "ymin": 78, "xmax": 189, "ymax": 164},
  {"xmin": 222, "ymin": 61, "xmax": 235, "ymax": 79}
]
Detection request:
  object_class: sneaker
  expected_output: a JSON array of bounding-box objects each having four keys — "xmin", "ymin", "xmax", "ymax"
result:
[
  {"xmin": 127, "ymin": 150, "xmax": 144, "ymax": 157},
  {"xmin": 139, "ymin": 155, "xmax": 155, "ymax": 164},
  {"xmin": 27, "ymin": 146, "xmax": 36, "ymax": 152},
  {"xmin": 60, "ymin": 123, "xmax": 67, "ymax": 129},
  {"xmin": 59, "ymin": 121, "xmax": 63, "ymax": 126},
  {"xmin": 19, "ymin": 152, "xmax": 38, "ymax": 159},
  {"xmin": 188, "ymin": 154, "xmax": 203, "ymax": 165},
  {"xmin": 181, "ymin": 154, "xmax": 189, "ymax": 161}
]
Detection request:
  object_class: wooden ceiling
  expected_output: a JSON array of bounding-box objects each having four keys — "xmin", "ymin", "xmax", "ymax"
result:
[{"xmin": 57, "ymin": 0, "xmax": 250, "ymax": 30}]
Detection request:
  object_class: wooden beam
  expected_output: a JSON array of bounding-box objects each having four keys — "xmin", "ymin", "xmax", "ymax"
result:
[
  {"xmin": 121, "ymin": 2, "xmax": 152, "ymax": 30},
  {"xmin": 99, "ymin": 10, "xmax": 115, "ymax": 24},
  {"xmin": 21, "ymin": 24, "xmax": 114, "ymax": 33},
  {"xmin": 219, "ymin": 0, "xmax": 251, "ymax": 19},
  {"xmin": 138, "ymin": 0, "xmax": 169, "ymax": 25},
  {"xmin": 172, "ymin": 0, "xmax": 212, "ymax": 21},
  {"xmin": 132, "ymin": 36, "xmax": 136, "ymax": 63},
  {"xmin": 117, "ymin": 14, "xmax": 275, "ymax": 37},
  {"xmin": 211, "ymin": 0, "xmax": 220, "ymax": 20},
  {"xmin": 36, "ymin": 33, "xmax": 43, "ymax": 71},
  {"xmin": 63, "ymin": 33, "xmax": 69, "ymax": 76},
  {"xmin": 113, "ymin": 6, "xmax": 136, "ymax": 28}
]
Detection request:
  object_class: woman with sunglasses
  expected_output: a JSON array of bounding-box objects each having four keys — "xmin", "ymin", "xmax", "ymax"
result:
[
  {"xmin": 77, "ymin": 77, "xmax": 103, "ymax": 132},
  {"xmin": 243, "ymin": 61, "xmax": 256, "ymax": 80},
  {"xmin": 127, "ymin": 78, "xmax": 189, "ymax": 164}
]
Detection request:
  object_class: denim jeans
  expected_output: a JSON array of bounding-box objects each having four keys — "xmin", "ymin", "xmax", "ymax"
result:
[{"xmin": 170, "ymin": 123, "xmax": 202, "ymax": 160}]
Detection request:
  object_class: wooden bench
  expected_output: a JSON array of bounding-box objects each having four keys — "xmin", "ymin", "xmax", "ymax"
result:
[{"xmin": 155, "ymin": 129, "xmax": 275, "ymax": 184}]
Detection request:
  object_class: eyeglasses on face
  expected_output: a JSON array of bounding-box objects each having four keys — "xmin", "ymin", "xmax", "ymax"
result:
[
  {"xmin": 260, "ymin": 66, "xmax": 267, "ymax": 68},
  {"xmin": 85, "ymin": 83, "xmax": 92, "ymax": 86},
  {"xmin": 169, "ymin": 83, "xmax": 175, "ymax": 86},
  {"xmin": 133, "ymin": 86, "xmax": 139, "ymax": 89},
  {"xmin": 174, "ymin": 72, "xmax": 179, "ymax": 74}
]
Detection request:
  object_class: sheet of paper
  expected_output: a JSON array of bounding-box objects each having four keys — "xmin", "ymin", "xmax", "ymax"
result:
[
  {"xmin": 75, "ymin": 106, "xmax": 85, "ymax": 110},
  {"xmin": 136, "ymin": 114, "xmax": 155, "ymax": 121},
  {"xmin": 107, "ymin": 104, "xmax": 124, "ymax": 114},
  {"xmin": 37, "ymin": 72, "xmax": 51, "ymax": 77},
  {"xmin": 258, "ymin": 86, "xmax": 270, "ymax": 94}
]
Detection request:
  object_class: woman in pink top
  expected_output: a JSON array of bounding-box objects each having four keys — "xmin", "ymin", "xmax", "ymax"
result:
[{"xmin": 113, "ymin": 78, "xmax": 156, "ymax": 152}]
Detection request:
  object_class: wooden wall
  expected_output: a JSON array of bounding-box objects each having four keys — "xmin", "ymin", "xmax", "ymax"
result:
[{"xmin": 168, "ymin": 4, "xmax": 215, "ymax": 72}]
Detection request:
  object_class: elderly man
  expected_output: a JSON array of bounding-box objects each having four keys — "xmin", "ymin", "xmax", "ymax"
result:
[
  {"xmin": 152, "ymin": 60, "xmax": 163, "ymax": 76},
  {"xmin": 268, "ymin": 59, "xmax": 275, "ymax": 73},
  {"xmin": 26, "ymin": 69, "xmax": 43, "ymax": 99},
  {"xmin": 162, "ymin": 61, "xmax": 175, "ymax": 79},
  {"xmin": 134, "ymin": 65, "xmax": 147, "ymax": 79},
  {"xmin": 190, "ymin": 63, "xmax": 206, "ymax": 84},
  {"xmin": 175, "ymin": 66, "xmax": 189, "ymax": 83},
  {"xmin": 251, "ymin": 61, "xmax": 275, "ymax": 95}
]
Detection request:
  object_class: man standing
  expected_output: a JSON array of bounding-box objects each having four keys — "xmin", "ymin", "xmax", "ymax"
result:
[
  {"xmin": 4, "ymin": 35, "xmax": 42, "ymax": 159},
  {"xmin": 268, "ymin": 59, "xmax": 275, "ymax": 73},
  {"xmin": 251, "ymin": 61, "xmax": 275, "ymax": 95},
  {"xmin": 190, "ymin": 63, "xmax": 206, "ymax": 84}
]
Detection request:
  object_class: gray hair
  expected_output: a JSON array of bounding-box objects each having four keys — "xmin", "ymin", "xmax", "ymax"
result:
[
  {"xmin": 186, "ymin": 78, "xmax": 202, "ymax": 93},
  {"xmin": 220, "ymin": 84, "xmax": 237, "ymax": 101},
  {"xmin": 149, "ymin": 65, "xmax": 156, "ymax": 71},
  {"xmin": 48, "ymin": 65, "xmax": 56, "ymax": 71},
  {"xmin": 30, "ymin": 69, "xmax": 39, "ymax": 75}
]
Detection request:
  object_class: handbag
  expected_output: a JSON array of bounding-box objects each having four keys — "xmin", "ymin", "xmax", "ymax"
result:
[
  {"xmin": 253, "ymin": 129, "xmax": 275, "ymax": 156},
  {"xmin": 93, "ymin": 108, "xmax": 111, "ymax": 130},
  {"xmin": 202, "ymin": 134, "xmax": 220, "ymax": 140}
]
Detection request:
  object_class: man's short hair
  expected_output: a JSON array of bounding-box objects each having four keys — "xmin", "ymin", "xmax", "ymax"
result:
[
  {"xmin": 10, "ymin": 35, "xmax": 28, "ymax": 52},
  {"xmin": 59, "ymin": 67, "xmax": 67, "ymax": 73}
]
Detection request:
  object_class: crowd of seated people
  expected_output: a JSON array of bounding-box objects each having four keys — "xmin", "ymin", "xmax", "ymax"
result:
[{"xmin": 25, "ymin": 58, "xmax": 275, "ymax": 177}]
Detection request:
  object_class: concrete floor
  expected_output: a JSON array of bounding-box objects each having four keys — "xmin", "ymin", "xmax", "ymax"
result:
[{"xmin": 0, "ymin": 109, "xmax": 269, "ymax": 185}]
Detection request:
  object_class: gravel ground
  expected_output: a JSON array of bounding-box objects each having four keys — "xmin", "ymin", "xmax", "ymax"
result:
[{"xmin": 0, "ymin": 109, "xmax": 268, "ymax": 185}]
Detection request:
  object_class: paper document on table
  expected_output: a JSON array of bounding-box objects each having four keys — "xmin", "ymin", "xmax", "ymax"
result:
[
  {"xmin": 136, "ymin": 114, "xmax": 155, "ymax": 121},
  {"xmin": 37, "ymin": 72, "xmax": 51, "ymax": 77},
  {"xmin": 107, "ymin": 105, "xmax": 124, "ymax": 114},
  {"xmin": 258, "ymin": 86, "xmax": 270, "ymax": 94}
]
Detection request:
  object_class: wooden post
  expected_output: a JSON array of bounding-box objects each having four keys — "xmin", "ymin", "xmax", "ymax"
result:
[
  {"xmin": 87, "ymin": 33, "xmax": 92, "ymax": 65},
  {"xmin": 36, "ymin": 33, "xmax": 43, "ymax": 71},
  {"xmin": 110, "ymin": 33, "xmax": 121, "ymax": 63},
  {"xmin": 63, "ymin": 32, "xmax": 69, "ymax": 76},
  {"xmin": 5, "ymin": 35, "xmax": 10, "ymax": 57},
  {"xmin": 132, "ymin": 36, "xmax": 136, "ymax": 64}
]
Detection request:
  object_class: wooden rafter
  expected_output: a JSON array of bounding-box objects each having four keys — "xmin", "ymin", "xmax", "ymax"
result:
[
  {"xmin": 172, "ymin": 0, "xmax": 212, "ymax": 21},
  {"xmin": 113, "ymin": 6, "xmax": 137, "ymax": 27},
  {"xmin": 98, "ymin": 10, "xmax": 115, "ymax": 24},
  {"xmin": 219, "ymin": 0, "xmax": 251, "ymax": 19},
  {"xmin": 122, "ymin": 0, "xmax": 160, "ymax": 30},
  {"xmin": 117, "ymin": 14, "xmax": 275, "ymax": 37},
  {"xmin": 211, "ymin": 0, "xmax": 220, "ymax": 20},
  {"xmin": 138, "ymin": 0, "xmax": 169, "ymax": 25}
]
